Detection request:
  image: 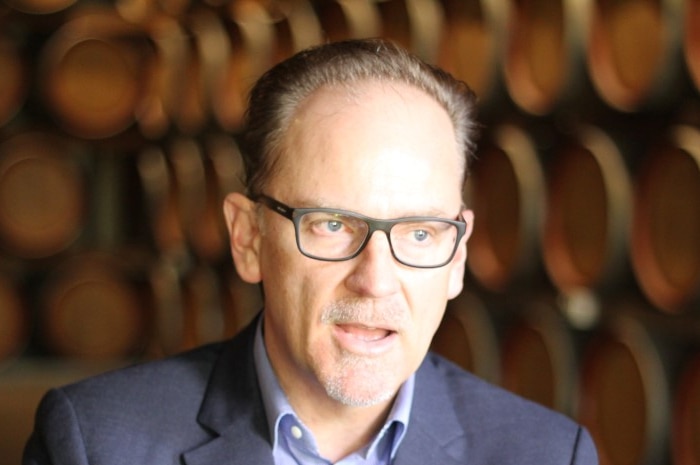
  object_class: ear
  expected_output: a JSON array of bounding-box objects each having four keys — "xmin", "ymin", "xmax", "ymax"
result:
[
  {"xmin": 223, "ymin": 192, "xmax": 262, "ymax": 283},
  {"xmin": 447, "ymin": 209, "xmax": 475, "ymax": 300}
]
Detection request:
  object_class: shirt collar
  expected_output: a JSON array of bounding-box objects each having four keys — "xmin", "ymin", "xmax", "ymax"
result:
[{"xmin": 253, "ymin": 315, "xmax": 414, "ymax": 459}]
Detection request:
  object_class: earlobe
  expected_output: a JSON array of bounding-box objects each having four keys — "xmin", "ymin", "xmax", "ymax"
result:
[
  {"xmin": 447, "ymin": 209, "xmax": 475, "ymax": 300},
  {"xmin": 223, "ymin": 192, "xmax": 262, "ymax": 283}
]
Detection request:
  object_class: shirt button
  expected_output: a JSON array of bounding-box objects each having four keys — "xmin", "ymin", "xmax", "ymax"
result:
[{"xmin": 290, "ymin": 425, "xmax": 303, "ymax": 439}]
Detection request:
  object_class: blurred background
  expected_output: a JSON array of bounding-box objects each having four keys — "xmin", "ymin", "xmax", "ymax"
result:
[{"xmin": 1, "ymin": 0, "xmax": 699, "ymax": 463}]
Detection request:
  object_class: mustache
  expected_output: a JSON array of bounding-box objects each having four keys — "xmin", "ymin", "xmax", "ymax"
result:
[{"xmin": 320, "ymin": 297, "xmax": 408, "ymax": 330}]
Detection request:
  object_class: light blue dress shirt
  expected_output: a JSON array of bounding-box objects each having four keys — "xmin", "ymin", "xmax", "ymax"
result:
[{"xmin": 253, "ymin": 318, "xmax": 414, "ymax": 464}]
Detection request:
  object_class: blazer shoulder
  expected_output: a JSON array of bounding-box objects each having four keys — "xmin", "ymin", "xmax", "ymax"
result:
[
  {"xmin": 26, "ymin": 319, "xmax": 269, "ymax": 465},
  {"xmin": 62, "ymin": 341, "xmax": 226, "ymax": 399},
  {"xmin": 423, "ymin": 351, "xmax": 574, "ymax": 426},
  {"xmin": 26, "ymin": 341, "xmax": 233, "ymax": 465},
  {"xmin": 414, "ymin": 352, "xmax": 598, "ymax": 464}
]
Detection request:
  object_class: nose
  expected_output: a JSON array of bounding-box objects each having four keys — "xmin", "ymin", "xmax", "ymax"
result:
[{"xmin": 344, "ymin": 231, "xmax": 401, "ymax": 297}]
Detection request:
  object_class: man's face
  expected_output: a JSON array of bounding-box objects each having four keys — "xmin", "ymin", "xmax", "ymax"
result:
[{"xmin": 249, "ymin": 81, "xmax": 472, "ymax": 407}]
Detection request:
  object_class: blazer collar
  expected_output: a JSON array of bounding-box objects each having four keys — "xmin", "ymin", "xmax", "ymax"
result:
[
  {"xmin": 393, "ymin": 356, "xmax": 468, "ymax": 465},
  {"xmin": 183, "ymin": 316, "xmax": 275, "ymax": 465},
  {"xmin": 182, "ymin": 317, "xmax": 467, "ymax": 465}
]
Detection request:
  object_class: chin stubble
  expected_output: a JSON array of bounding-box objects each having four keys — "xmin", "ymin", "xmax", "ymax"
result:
[{"xmin": 317, "ymin": 298, "xmax": 408, "ymax": 407}]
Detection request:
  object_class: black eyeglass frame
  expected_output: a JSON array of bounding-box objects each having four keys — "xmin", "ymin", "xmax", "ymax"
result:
[{"xmin": 254, "ymin": 194, "xmax": 468, "ymax": 269}]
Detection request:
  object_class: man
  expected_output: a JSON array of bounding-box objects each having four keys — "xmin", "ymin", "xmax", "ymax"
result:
[{"xmin": 24, "ymin": 39, "xmax": 598, "ymax": 464}]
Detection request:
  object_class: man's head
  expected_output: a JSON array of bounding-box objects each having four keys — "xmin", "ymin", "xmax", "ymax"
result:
[
  {"xmin": 240, "ymin": 38, "xmax": 479, "ymax": 197},
  {"xmin": 224, "ymin": 38, "xmax": 478, "ymax": 409}
]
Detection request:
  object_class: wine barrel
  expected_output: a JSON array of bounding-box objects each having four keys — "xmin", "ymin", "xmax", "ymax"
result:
[
  {"xmin": 137, "ymin": 15, "xmax": 188, "ymax": 139},
  {"xmin": 180, "ymin": 263, "xmax": 227, "ymax": 349},
  {"xmin": 630, "ymin": 125, "xmax": 700, "ymax": 314},
  {"xmin": 377, "ymin": 0, "xmax": 413, "ymax": 50},
  {"xmin": 0, "ymin": 33, "xmax": 27, "ymax": 128},
  {"xmin": 578, "ymin": 316, "xmax": 669, "ymax": 465},
  {"xmin": 466, "ymin": 124, "xmax": 546, "ymax": 291},
  {"xmin": 435, "ymin": 0, "xmax": 508, "ymax": 111},
  {"xmin": 3, "ymin": 0, "xmax": 76, "ymax": 14},
  {"xmin": 673, "ymin": 352, "xmax": 700, "ymax": 465},
  {"xmin": 187, "ymin": 134, "xmax": 245, "ymax": 262},
  {"xmin": 175, "ymin": 7, "xmax": 231, "ymax": 135},
  {"xmin": 684, "ymin": 0, "xmax": 700, "ymax": 93},
  {"xmin": 137, "ymin": 145, "xmax": 187, "ymax": 256},
  {"xmin": 374, "ymin": 0, "xmax": 443, "ymax": 62},
  {"xmin": 586, "ymin": 0, "xmax": 684, "ymax": 112},
  {"xmin": 40, "ymin": 252, "xmax": 150, "ymax": 359},
  {"xmin": 40, "ymin": 7, "xmax": 153, "ymax": 139},
  {"xmin": 147, "ymin": 257, "xmax": 186, "ymax": 357},
  {"xmin": 114, "ymin": 0, "xmax": 158, "ymax": 25},
  {"xmin": 543, "ymin": 125, "xmax": 632, "ymax": 293},
  {"xmin": 0, "ymin": 131, "xmax": 86, "ymax": 259},
  {"xmin": 221, "ymin": 267, "xmax": 263, "ymax": 338},
  {"xmin": 212, "ymin": 0, "xmax": 276, "ymax": 132},
  {"xmin": 0, "ymin": 272, "xmax": 28, "ymax": 364},
  {"xmin": 315, "ymin": 0, "xmax": 381, "ymax": 42},
  {"xmin": 266, "ymin": 0, "xmax": 323, "ymax": 63},
  {"xmin": 431, "ymin": 291, "xmax": 500, "ymax": 383},
  {"xmin": 159, "ymin": 0, "xmax": 189, "ymax": 18},
  {"xmin": 168, "ymin": 137, "xmax": 220, "ymax": 260},
  {"xmin": 500, "ymin": 298, "xmax": 577, "ymax": 414},
  {"xmin": 503, "ymin": 0, "xmax": 589, "ymax": 115},
  {"xmin": 175, "ymin": 11, "xmax": 214, "ymax": 136},
  {"xmin": 170, "ymin": 137, "xmax": 207, "ymax": 232},
  {"xmin": 113, "ymin": 0, "xmax": 187, "ymax": 23}
]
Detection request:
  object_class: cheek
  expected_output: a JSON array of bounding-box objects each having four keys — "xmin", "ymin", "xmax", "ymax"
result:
[
  {"xmin": 258, "ymin": 222, "xmax": 295, "ymax": 275},
  {"xmin": 257, "ymin": 232, "xmax": 308, "ymax": 329},
  {"xmin": 419, "ymin": 303, "xmax": 448, "ymax": 346},
  {"xmin": 403, "ymin": 274, "xmax": 452, "ymax": 343},
  {"xmin": 258, "ymin": 236, "xmax": 342, "ymax": 332}
]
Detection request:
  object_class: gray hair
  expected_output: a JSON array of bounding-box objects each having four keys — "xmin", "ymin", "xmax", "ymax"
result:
[{"xmin": 241, "ymin": 38, "xmax": 480, "ymax": 196}]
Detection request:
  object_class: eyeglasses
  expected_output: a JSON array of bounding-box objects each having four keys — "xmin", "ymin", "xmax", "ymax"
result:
[{"xmin": 254, "ymin": 194, "xmax": 467, "ymax": 269}]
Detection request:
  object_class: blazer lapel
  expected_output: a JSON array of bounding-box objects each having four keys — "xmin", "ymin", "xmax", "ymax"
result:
[
  {"xmin": 182, "ymin": 317, "xmax": 275, "ymax": 465},
  {"xmin": 182, "ymin": 431, "xmax": 274, "ymax": 465},
  {"xmin": 393, "ymin": 356, "xmax": 468, "ymax": 465}
]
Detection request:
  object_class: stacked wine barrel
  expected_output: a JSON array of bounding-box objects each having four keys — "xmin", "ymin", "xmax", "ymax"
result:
[{"xmin": 1, "ymin": 0, "xmax": 700, "ymax": 464}]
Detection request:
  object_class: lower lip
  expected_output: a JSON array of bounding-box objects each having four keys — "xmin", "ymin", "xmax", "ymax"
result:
[{"xmin": 332, "ymin": 324, "xmax": 398, "ymax": 355}]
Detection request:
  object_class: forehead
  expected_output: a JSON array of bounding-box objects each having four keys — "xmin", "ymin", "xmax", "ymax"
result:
[{"xmin": 269, "ymin": 81, "xmax": 464, "ymax": 215}]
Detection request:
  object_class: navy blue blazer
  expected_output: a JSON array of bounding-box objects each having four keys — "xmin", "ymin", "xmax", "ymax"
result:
[{"xmin": 24, "ymin": 318, "xmax": 598, "ymax": 464}]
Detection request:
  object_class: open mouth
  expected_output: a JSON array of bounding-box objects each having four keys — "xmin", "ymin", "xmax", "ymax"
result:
[
  {"xmin": 333, "ymin": 323, "xmax": 398, "ymax": 354},
  {"xmin": 338, "ymin": 324, "xmax": 391, "ymax": 340}
]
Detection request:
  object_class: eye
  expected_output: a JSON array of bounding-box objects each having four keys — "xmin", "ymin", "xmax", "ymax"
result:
[
  {"xmin": 306, "ymin": 214, "xmax": 352, "ymax": 235},
  {"xmin": 413, "ymin": 229, "xmax": 430, "ymax": 242},
  {"xmin": 325, "ymin": 220, "xmax": 343, "ymax": 232}
]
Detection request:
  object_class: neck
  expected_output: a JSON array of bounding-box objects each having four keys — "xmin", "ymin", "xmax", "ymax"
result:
[
  {"xmin": 260, "ymin": 317, "xmax": 402, "ymax": 462},
  {"xmin": 285, "ymin": 380, "xmax": 397, "ymax": 462}
]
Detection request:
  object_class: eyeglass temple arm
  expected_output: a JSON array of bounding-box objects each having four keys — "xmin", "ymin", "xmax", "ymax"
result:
[{"xmin": 254, "ymin": 195, "xmax": 295, "ymax": 220}]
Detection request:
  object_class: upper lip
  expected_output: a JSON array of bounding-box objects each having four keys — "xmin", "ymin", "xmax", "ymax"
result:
[{"xmin": 336, "ymin": 322, "xmax": 398, "ymax": 333}]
